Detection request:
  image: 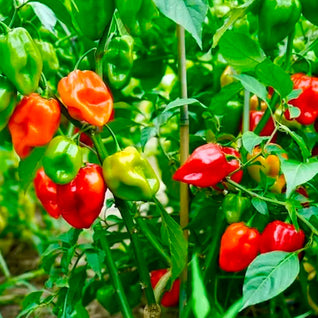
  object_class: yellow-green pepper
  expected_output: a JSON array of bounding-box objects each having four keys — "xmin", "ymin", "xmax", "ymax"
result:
[{"xmin": 102, "ymin": 146, "xmax": 160, "ymax": 201}]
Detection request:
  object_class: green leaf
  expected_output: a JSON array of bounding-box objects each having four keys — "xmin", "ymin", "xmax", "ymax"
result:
[
  {"xmin": 219, "ymin": 31, "xmax": 266, "ymax": 72},
  {"xmin": 233, "ymin": 74, "xmax": 268, "ymax": 102},
  {"xmin": 242, "ymin": 131, "xmax": 266, "ymax": 153},
  {"xmin": 241, "ymin": 252, "xmax": 300, "ymax": 310},
  {"xmin": 160, "ymin": 208, "xmax": 187, "ymax": 281},
  {"xmin": 163, "ymin": 98, "xmax": 207, "ymax": 113},
  {"xmin": 255, "ymin": 59, "xmax": 293, "ymax": 98},
  {"xmin": 191, "ymin": 255, "xmax": 210, "ymax": 318},
  {"xmin": 85, "ymin": 250, "xmax": 104, "ymax": 279},
  {"xmin": 287, "ymin": 105, "xmax": 301, "ymax": 119},
  {"xmin": 29, "ymin": 2, "xmax": 58, "ymax": 34},
  {"xmin": 153, "ymin": 0, "xmax": 208, "ymax": 48},
  {"xmin": 287, "ymin": 89, "xmax": 302, "ymax": 101},
  {"xmin": 140, "ymin": 126, "xmax": 157, "ymax": 150},
  {"xmin": 223, "ymin": 298, "xmax": 243, "ymax": 318},
  {"xmin": 209, "ymin": 81, "xmax": 243, "ymax": 113},
  {"xmin": 280, "ymin": 159, "xmax": 318, "ymax": 197},
  {"xmin": 212, "ymin": 0, "xmax": 256, "ymax": 48},
  {"xmin": 251, "ymin": 197, "xmax": 268, "ymax": 215},
  {"xmin": 29, "ymin": 0, "xmax": 73, "ymax": 27},
  {"xmin": 16, "ymin": 291, "xmax": 43, "ymax": 318},
  {"xmin": 18, "ymin": 146, "xmax": 46, "ymax": 190}
]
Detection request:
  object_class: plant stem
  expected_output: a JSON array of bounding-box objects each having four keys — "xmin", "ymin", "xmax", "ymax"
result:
[
  {"xmin": 226, "ymin": 178, "xmax": 287, "ymax": 207},
  {"xmin": 0, "ymin": 250, "xmax": 10, "ymax": 279},
  {"xmin": 177, "ymin": 24, "xmax": 189, "ymax": 314},
  {"xmin": 136, "ymin": 217, "xmax": 171, "ymax": 266},
  {"xmin": 115, "ymin": 198, "xmax": 156, "ymax": 305},
  {"xmin": 91, "ymin": 132, "xmax": 108, "ymax": 164},
  {"xmin": 95, "ymin": 222, "xmax": 134, "ymax": 318},
  {"xmin": 242, "ymin": 89, "xmax": 250, "ymax": 133}
]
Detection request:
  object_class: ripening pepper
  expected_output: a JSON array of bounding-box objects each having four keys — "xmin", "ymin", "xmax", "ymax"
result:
[
  {"xmin": 260, "ymin": 220, "xmax": 305, "ymax": 253},
  {"xmin": 57, "ymin": 163, "xmax": 106, "ymax": 228},
  {"xmin": 0, "ymin": 75, "xmax": 17, "ymax": 131},
  {"xmin": 103, "ymin": 35, "xmax": 134, "ymax": 89},
  {"xmin": 34, "ymin": 164, "xmax": 106, "ymax": 228},
  {"xmin": 58, "ymin": 70, "xmax": 113, "ymax": 127},
  {"xmin": 222, "ymin": 193, "xmax": 250, "ymax": 224},
  {"xmin": 34, "ymin": 39, "xmax": 60, "ymax": 76},
  {"xmin": 300, "ymin": 0, "xmax": 318, "ymax": 26},
  {"xmin": 219, "ymin": 222, "xmax": 261, "ymax": 272},
  {"xmin": 247, "ymin": 144, "xmax": 287, "ymax": 193},
  {"xmin": 8, "ymin": 93, "xmax": 61, "ymax": 158},
  {"xmin": 72, "ymin": 0, "xmax": 115, "ymax": 41},
  {"xmin": 150, "ymin": 269, "xmax": 180, "ymax": 307},
  {"xmin": 285, "ymin": 73, "xmax": 318, "ymax": 125},
  {"xmin": 0, "ymin": 26, "xmax": 42, "ymax": 95},
  {"xmin": 42, "ymin": 136, "xmax": 82, "ymax": 184},
  {"xmin": 34, "ymin": 167, "xmax": 60, "ymax": 219},
  {"xmin": 173, "ymin": 143, "xmax": 243, "ymax": 188},
  {"xmin": 103, "ymin": 146, "xmax": 160, "ymax": 201},
  {"xmin": 258, "ymin": 0, "xmax": 301, "ymax": 51}
]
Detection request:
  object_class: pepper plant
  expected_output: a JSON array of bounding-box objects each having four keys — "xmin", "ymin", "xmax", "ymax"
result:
[{"xmin": 1, "ymin": 0, "xmax": 318, "ymax": 318}]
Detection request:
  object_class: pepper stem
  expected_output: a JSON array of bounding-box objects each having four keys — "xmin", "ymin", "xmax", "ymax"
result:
[
  {"xmin": 95, "ymin": 222, "xmax": 134, "ymax": 318},
  {"xmin": 115, "ymin": 198, "xmax": 157, "ymax": 306},
  {"xmin": 90, "ymin": 132, "xmax": 108, "ymax": 164},
  {"xmin": 74, "ymin": 47, "xmax": 97, "ymax": 71},
  {"xmin": 0, "ymin": 21, "xmax": 10, "ymax": 34},
  {"xmin": 105, "ymin": 124, "xmax": 121, "ymax": 152}
]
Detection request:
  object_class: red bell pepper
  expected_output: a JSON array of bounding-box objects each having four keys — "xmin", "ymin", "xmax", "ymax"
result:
[
  {"xmin": 34, "ymin": 163, "xmax": 106, "ymax": 229},
  {"xmin": 219, "ymin": 222, "xmax": 260, "ymax": 272},
  {"xmin": 173, "ymin": 143, "xmax": 243, "ymax": 188},
  {"xmin": 285, "ymin": 73, "xmax": 318, "ymax": 125},
  {"xmin": 249, "ymin": 110, "xmax": 276, "ymax": 138},
  {"xmin": 150, "ymin": 269, "xmax": 180, "ymax": 307},
  {"xmin": 260, "ymin": 220, "xmax": 305, "ymax": 253}
]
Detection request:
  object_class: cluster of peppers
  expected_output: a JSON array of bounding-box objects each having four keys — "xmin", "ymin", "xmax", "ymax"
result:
[
  {"xmin": 0, "ymin": 22, "xmax": 159, "ymax": 229},
  {"xmin": 219, "ymin": 220, "xmax": 306, "ymax": 272}
]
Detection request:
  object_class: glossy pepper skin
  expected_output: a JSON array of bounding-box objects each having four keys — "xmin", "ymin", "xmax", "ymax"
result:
[
  {"xmin": 247, "ymin": 144, "xmax": 287, "ymax": 193},
  {"xmin": 103, "ymin": 147, "xmax": 160, "ymax": 201},
  {"xmin": 0, "ymin": 26, "xmax": 42, "ymax": 95},
  {"xmin": 150, "ymin": 269, "xmax": 180, "ymax": 307},
  {"xmin": 285, "ymin": 73, "xmax": 318, "ymax": 125},
  {"xmin": 300, "ymin": 0, "xmax": 318, "ymax": 26},
  {"xmin": 222, "ymin": 146, "xmax": 243, "ymax": 184},
  {"xmin": 0, "ymin": 75, "xmax": 17, "ymax": 131},
  {"xmin": 219, "ymin": 222, "xmax": 261, "ymax": 272},
  {"xmin": 258, "ymin": 0, "xmax": 301, "ymax": 51},
  {"xmin": 72, "ymin": 0, "xmax": 115, "ymax": 41},
  {"xmin": 42, "ymin": 136, "xmax": 82, "ymax": 185},
  {"xmin": 34, "ymin": 164, "xmax": 106, "ymax": 228},
  {"xmin": 260, "ymin": 220, "xmax": 305, "ymax": 253},
  {"xmin": 34, "ymin": 167, "xmax": 60, "ymax": 219},
  {"xmin": 58, "ymin": 70, "xmax": 113, "ymax": 127},
  {"xmin": 249, "ymin": 110, "xmax": 276, "ymax": 139},
  {"xmin": 34, "ymin": 40, "xmax": 60, "ymax": 76},
  {"xmin": 173, "ymin": 143, "xmax": 243, "ymax": 188},
  {"xmin": 222, "ymin": 194, "xmax": 250, "ymax": 224},
  {"xmin": 103, "ymin": 35, "xmax": 134, "ymax": 89},
  {"xmin": 57, "ymin": 163, "xmax": 106, "ymax": 228},
  {"xmin": 8, "ymin": 93, "xmax": 61, "ymax": 158}
]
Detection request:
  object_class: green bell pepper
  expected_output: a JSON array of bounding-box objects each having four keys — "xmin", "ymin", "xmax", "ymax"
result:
[
  {"xmin": 0, "ymin": 75, "xmax": 16, "ymax": 132},
  {"xmin": 258, "ymin": 0, "xmax": 301, "ymax": 51},
  {"xmin": 300, "ymin": 0, "xmax": 318, "ymax": 26},
  {"xmin": 42, "ymin": 136, "xmax": 82, "ymax": 185},
  {"xmin": 102, "ymin": 146, "xmax": 160, "ymax": 201},
  {"xmin": 222, "ymin": 193, "xmax": 250, "ymax": 224},
  {"xmin": 72, "ymin": 0, "xmax": 115, "ymax": 41},
  {"xmin": 0, "ymin": 75, "xmax": 17, "ymax": 130},
  {"xmin": 0, "ymin": 25, "xmax": 43, "ymax": 95},
  {"xmin": 103, "ymin": 35, "xmax": 134, "ymax": 89},
  {"xmin": 35, "ymin": 40, "xmax": 60, "ymax": 77}
]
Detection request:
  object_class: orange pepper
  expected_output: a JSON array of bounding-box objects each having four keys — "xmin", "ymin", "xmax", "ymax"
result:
[
  {"xmin": 8, "ymin": 93, "xmax": 60, "ymax": 158},
  {"xmin": 247, "ymin": 144, "xmax": 287, "ymax": 193},
  {"xmin": 57, "ymin": 70, "xmax": 113, "ymax": 126}
]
